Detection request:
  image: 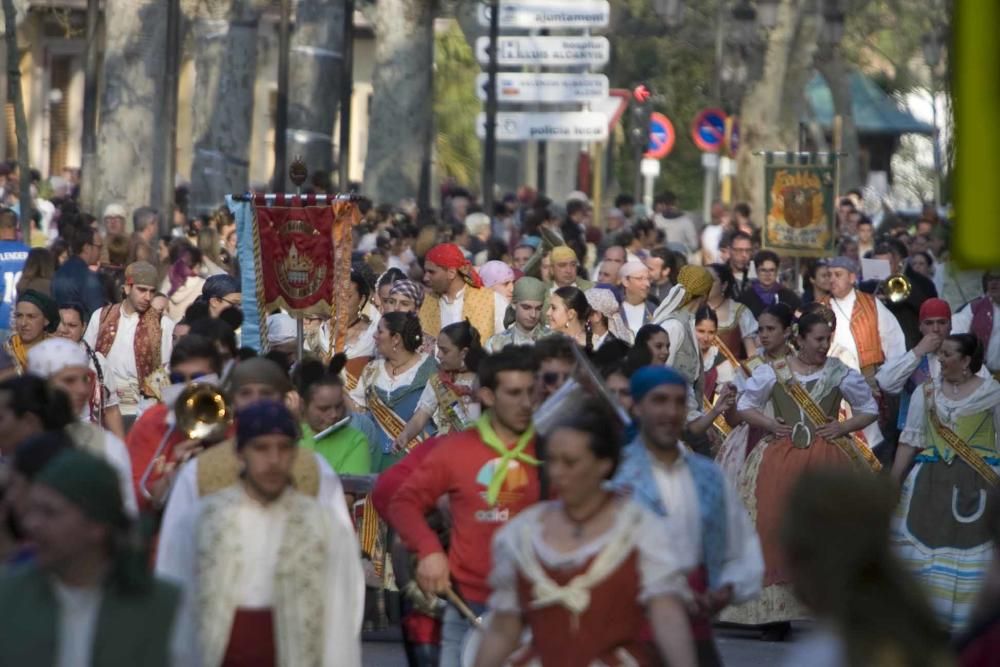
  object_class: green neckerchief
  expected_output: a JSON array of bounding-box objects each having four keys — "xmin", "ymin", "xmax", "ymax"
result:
[{"xmin": 475, "ymin": 413, "xmax": 538, "ymax": 506}]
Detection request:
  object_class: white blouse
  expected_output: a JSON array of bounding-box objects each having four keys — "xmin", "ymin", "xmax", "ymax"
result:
[
  {"xmin": 900, "ymin": 377, "xmax": 1000, "ymax": 451},
  {"xmin": 716, "ymin": 299, "xmax": 758, "ymax": 339},
  {"xmin": 736, "ymin": 361, "xmax": 878, "ymax": 416},
  {"xmin": 416, "ymin": 373, "xmax": 481, "ymax": 426},
  {"xmin": 487, "ymin": 500, "xmax": 691, "ymax": 615},
  {"xmin": 348, "ymin": 353, "xmax": 432, "ymax": 409}
]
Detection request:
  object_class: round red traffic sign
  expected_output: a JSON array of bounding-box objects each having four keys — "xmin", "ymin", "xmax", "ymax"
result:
[
  {"xmin": 645, "ymin": 112, "xmax": 675, "ymax": 160},
  {"xmin": 691, "ymin": 107, "xmax": 728, "ymax": 153}
]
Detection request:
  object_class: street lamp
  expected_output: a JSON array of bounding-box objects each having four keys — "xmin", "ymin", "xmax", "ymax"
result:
[
  {"xmin": 820, "ymin": 5, "xmax": 845, "ymax": 47},
  {"xmin": 652, "ymin": 0, "xmax": 684, "ymax": 27},
  {"xmin": 756, "ymin": 0, "xmax": 780, "ymax": 29},
  {"xmin": 923, "ymin": 27, "xmax": 943, "ymax": 204},
  {"xmin": 730, "ymin": 1, "xmax": 758, "ymax": 48}
]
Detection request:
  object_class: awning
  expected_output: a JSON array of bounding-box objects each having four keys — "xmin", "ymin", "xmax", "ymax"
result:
[{"xmin": 805, "ymin": 70, "xmax": 934, "ymax": 136}]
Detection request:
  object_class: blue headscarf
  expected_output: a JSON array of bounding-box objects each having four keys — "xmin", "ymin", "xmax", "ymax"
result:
[
  {"xmin": 236, "ymin": 399, "xmax": 299, "ymax": 448},
  {"xmin": 630, "ymin": 365, "xmax": 687, "ymax": 403}
]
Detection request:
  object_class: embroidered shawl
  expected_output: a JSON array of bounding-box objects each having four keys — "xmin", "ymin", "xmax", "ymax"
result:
[
  {"xmin": 94, "ymin": 304, "xmax": 163, "ymax": 390},
  {"xmin": 195, "ymin": 486, "xmax": 329, "ymax": 667}
]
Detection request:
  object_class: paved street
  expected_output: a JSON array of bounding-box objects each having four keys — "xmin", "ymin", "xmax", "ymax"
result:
[{"xmin": 362, "ymin": 624, "xmax": 806, "ymax": 665}]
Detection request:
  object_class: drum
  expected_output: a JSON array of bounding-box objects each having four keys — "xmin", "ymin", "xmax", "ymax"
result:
[{"xmin": 459, "ymin": 612, "xmax": 533, "ymax": 667}]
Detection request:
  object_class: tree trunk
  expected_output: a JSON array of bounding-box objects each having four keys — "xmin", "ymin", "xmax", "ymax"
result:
[
  {"xmin": 816, "ymin": 53, "xmax": 862, "ymax": 193},
  {"xmin": 286, "ymin": 0, "xmax": 346, "ymax": 188},
  {"xmin": 78, "ymin": 0, "xmax": 101, "ymax": 216},
  {"xmin": 363, "ymin": 0, "xmax": 434, "ymax": 205},
  {"xmin": 734, "ymin": 0, "xmax": 820, "ymax": 224},
  {"xmin": 188, "ymin": 0, "xmax": 260, "ymax": 216},
  {"xmin": 94, "ymin": 0, "xmax": 169, "ymax": 221},
  {"xmin": 2, "ymin": 0, "xmax": 29, "ymax": 240}
]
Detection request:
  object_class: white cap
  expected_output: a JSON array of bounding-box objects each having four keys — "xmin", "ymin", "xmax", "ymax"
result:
[
  {"xmin": 464, "ymin": 212, "xmax": 491, "ymax": 236},
  {"xmin": 27, "ymin": 338, "xmax": 90, "ymax": 378},
  {"xmin": 267, "ymin": 312, "xmax": 298, "ymax": 346},
  {"xmin": 103, "ymin": 203, "xmax": 127, "ymax": 219}
]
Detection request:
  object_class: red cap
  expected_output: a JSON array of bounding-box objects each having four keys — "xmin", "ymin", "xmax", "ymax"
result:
[{"xmin": 919, "ymin": 298, "xmax": 951, "ymax": 322}]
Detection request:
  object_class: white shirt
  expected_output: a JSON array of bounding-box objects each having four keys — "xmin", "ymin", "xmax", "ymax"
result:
[
  {"xmin": 348, "ymin": 353, "xmax": 432, "ymax": 409},
  {"xmin": 100, "ymin": 428, "xmax": 139, "ymax": 517},
  {"xmin": 649, "ymin": 445, "xmax": 763, "ymax": 603},
  {"xmin": 83, "ymin": 306, "xmax": 175, "ymax": 416},
  {"xmin": 827, "ymin": 289, "xmax": 906, "ymax": 372},
  {"xmin": 622, "ymin": 301, "xmax": 647, "ymax": 335},
  {"xmin": 953, "ymin": 301, "xmax": 1000, "ymax": 371},
  {"xmin": 701, "ymin": 224, "xmax": 724, "ymax": 264},
  {"xmin": 232, "ymin": 495, "xmax": 288, "ymax": 607},
  {"xmin": 53, "ymin": 581, "xmax": 102, "ymax": 667},
  {"xmin": 876, "ymin": 349, "xmax": 991, "ymax": 395},
  {"xmin": 439, "ymin": 287, "xmax": 506, "ymax": 336}
]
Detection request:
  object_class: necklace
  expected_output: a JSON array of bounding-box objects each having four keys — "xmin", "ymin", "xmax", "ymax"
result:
[
  {"xmin": 796, "ymin": 354, "xmax": 824, "ymax": 373},
  {"xmin": 944, "ymin": 374, "xmax": 971, "ymax": 397},
  {"xmin": 563, "ymin": 493, "xmax": 613, "ymax": 539},
  {"xmin": 387, "ymin": 355, "xmax": 415, "ymax": 377}
]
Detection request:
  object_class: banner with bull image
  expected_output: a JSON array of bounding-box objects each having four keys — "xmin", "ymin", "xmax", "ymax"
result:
[
  {"xmin": 229, "ymin": 193, "xmax": 357, "ymax": 353},
  {"xmin": 762, "ymin": 154, "xmax": 837, "ymax": 257}
]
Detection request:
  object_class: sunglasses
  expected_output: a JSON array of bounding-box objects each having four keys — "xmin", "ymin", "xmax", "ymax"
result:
[
  {"xmin": 542, "ymin": 371, "xmax": 569, "ymax": 387},
  {"xmin": 169, "ymin": 371, "xmax": 211, "ymax": 385}
]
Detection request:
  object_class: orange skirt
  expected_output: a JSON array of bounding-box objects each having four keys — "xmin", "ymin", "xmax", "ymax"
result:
[{"xmin": 754, "ymin": 436, "xmax": 852, "ymax": 587}]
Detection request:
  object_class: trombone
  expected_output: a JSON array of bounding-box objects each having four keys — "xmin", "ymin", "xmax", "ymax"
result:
[{"xmin": 139, "ymin": 382, "xmax": 233, "ymax": 502}]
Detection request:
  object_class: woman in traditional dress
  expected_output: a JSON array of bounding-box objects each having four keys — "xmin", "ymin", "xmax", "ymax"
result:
[
  {"xmin": 721, "ymin": 310, "xmax": 879, "ymax": 637},
  {"xmin": 547, "ymin": 286, "xmax": 592, "ymax": 349},
  {"xmin": 392, "ymin": 320, "xmax": 483, "ymax": 450},
  {"xmin": 349, "ymin": 311, "xmax": 438, "ymax": 472},
  {"xmin": 890, "ymin": 333, "xmax": 1000, "ymax": 635},
  {"xmin": 585, "ymin": 287, "xmax": 634, "ymax": 348},
  {"xmin": 374, "ymin": 267, "xmax": 407, "ymax": 314},
  {"xmin": 696, "ymin": 306, "xmax": 735, "ymax": 403},
  {"xmin": 382, "ymin": 279, "xmax": 435, "ymax": 355},
  {"xmin": 5, "ymin": 290, "xmax": 59, "ymax": 374},
  {"xmin": 474, "ymin": 402, "xmax": 697, "ymax": 667},
  {"xmin": 706, "ymin": 263, "xmax": 758, "ymax": 359}
]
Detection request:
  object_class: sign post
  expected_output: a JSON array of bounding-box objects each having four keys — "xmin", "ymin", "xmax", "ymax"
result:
[
  {"xmin": 692, "ymin": 108, "xmax": 728, "ymax": 222},
  {"xmin": 478, "ymin": 0, "xmax": 611, "ymax": 29},
  {"xmin": 640, "ymin": 158, "xmax": 660, "ymax": 211}
]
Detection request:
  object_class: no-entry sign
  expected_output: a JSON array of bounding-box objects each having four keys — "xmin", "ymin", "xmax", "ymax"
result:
[
  {"xmin": 645, "ymin": 112, "xmax": 675, "ymax": 159},
  {"xmin": 691, "ymin": 107, "xmax": 728, "ymax": 153}
]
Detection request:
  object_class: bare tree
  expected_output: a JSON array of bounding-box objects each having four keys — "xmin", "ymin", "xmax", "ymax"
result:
[
  {"xmin": 362, "ymin": 0, "xmax": 435, "ymax": 205},
  {"xmin": 188, "ymin": 0, "xmax": 262, "ymax": 216},
  {"xmin": 734, "ymin": 1, "xmax": 821, "ymax": 222},
  {"xmin": 93, "ymin": 0, "xmax": 169, "ymax": 220}
]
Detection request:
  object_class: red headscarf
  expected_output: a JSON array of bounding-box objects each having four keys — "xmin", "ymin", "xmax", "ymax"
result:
[
  {"xmin": 425, "ymin": 243, "xmax": 483, "ymax": 288},
  {"xmin": 919, "ymin": 297, "xmax": 951, "ymax": 322}
]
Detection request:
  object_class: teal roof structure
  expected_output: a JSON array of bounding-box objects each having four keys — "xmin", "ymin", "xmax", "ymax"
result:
[{"xmin": 805, "ymin": 71, "xmax": 934, "ymax": 136}]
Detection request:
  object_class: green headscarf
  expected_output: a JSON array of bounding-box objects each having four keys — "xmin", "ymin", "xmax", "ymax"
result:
[
  {"xmin": 512, "ymin": 276, "xmax": 546, "ymax": 304},
  {"xmin": 35, "ymin": 449, "xmax": 126, "ymax": 529},
  {"xmin": 17, "ymin": 289, "xmax": 59, "ymax": 333}
]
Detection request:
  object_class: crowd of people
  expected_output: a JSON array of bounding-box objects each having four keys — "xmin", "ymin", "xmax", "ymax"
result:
[{"xmin": 0, "ymin": 178, "xmax": 998, "ymax": 667}]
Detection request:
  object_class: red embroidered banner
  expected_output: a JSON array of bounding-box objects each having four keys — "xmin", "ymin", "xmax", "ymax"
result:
[{"xmin": 255, "ymin": 203, "xmax": 337, "ymax": 316}]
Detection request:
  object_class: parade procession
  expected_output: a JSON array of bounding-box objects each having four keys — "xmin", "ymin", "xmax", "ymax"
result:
[{"xmin": 0, "ymin": 0, "xmax": 997, "ymax": 666}]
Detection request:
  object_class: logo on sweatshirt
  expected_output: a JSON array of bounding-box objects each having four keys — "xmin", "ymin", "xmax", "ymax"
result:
[{"xmin": 474, "ymin": 458, "xmax": 530, "ymax": 509}]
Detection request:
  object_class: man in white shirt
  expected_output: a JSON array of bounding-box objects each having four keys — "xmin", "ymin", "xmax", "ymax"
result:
[
  {"xmin": 84, "ymin": 261, "xmax": 175, "ymax": 423},
  {"xmin": 823, "ymin": 256, "xmax": 906, "ymax": 450},
  {"xmin": 158, "ymin": 400, "xmax": 363, "ymax": 666},
  {"xmin": 951, "ymin": 270, "xmax": 1000, "ymax": 376},
  {"xmin": 612, "ymin": 366, "xmax": 763, "ymax": 664},
  {"xmin": 619, "ymin": 260, "xmax": 654, "ymax": 336}
]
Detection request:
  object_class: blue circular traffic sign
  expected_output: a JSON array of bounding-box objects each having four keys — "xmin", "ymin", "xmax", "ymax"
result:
[
  {"xmin": 691, "ymin": 107, "xmax": 728, "ymax": 153},
  {"xmin": 645, "ymin": 112, "xmax": 675, "ymax": 159}
]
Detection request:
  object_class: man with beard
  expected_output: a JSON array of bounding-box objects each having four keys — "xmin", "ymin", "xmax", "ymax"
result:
[
  {"xmin": 420, "ymin": 243, "xmax": 503, "ymax": 340},
  {"xmin": 84, "ymin": 261, "xmax": 175, "ymax": 424},
  {"xmin": 388, "ymin": 347, "xmax": 541, "ymax": 667},
  {"xmin": 612, "ymin": 366, "xmax": 762, "ymax": 666}
]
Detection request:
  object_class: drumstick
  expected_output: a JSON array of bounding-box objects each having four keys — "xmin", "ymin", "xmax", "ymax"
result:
[{"xmin": 445, "ymin": 588, "xmax": 483, "ymax": 629}]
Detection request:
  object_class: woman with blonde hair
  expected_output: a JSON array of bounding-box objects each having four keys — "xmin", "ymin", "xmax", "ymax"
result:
[{"xmin": 196, "ymin": 226, "xmax": 227, "ymax": 277}]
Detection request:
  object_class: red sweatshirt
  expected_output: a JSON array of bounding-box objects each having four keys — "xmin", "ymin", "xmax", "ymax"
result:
[
  {"xmin": 371, "ymin": 436, "xmax": 443, "ymax": 519},
  {"xmin": 388, "ymin": 428, "xmax": 541, "ymax": 604}
]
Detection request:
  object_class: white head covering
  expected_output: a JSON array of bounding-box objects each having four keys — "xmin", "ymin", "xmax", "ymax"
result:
[
  {"xmin": 267, "ymin": 312, "xmax": 298, "ymax": 346},
  {"xmin": 479, "ymin": 260, "xmax": 515, "ymax": 288},
  {"xmin": 584, "ymin": 287, "xmax": 634, "ymax": 345},
  {"xmin": 27, "ymin": 338, "xmax": 90, "ymax": 378},
  {"xmin": 618, "ymin": 260, "xmax": 649, "ymax": 281}
]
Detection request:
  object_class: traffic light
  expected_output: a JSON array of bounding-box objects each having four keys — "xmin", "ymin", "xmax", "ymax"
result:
[{"xmin": 629, "ymin": 84, "xmax": 653, "ymax": 150}]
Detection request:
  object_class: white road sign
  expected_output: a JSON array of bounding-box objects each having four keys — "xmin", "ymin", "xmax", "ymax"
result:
[
  {"xmin": 477, "ymin": 112, "xmax": 608, "ymax": 142},
  {"xmin": 478, "ymin": 0, "xmax": 611, "ymax": 29},
  {"xmin": 475, "ymin": 36, "xmax": 610, "ymax": 67},
  {"xmin": 476, "ymin": 73, "xmax": 609, "ymax": 104}
]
